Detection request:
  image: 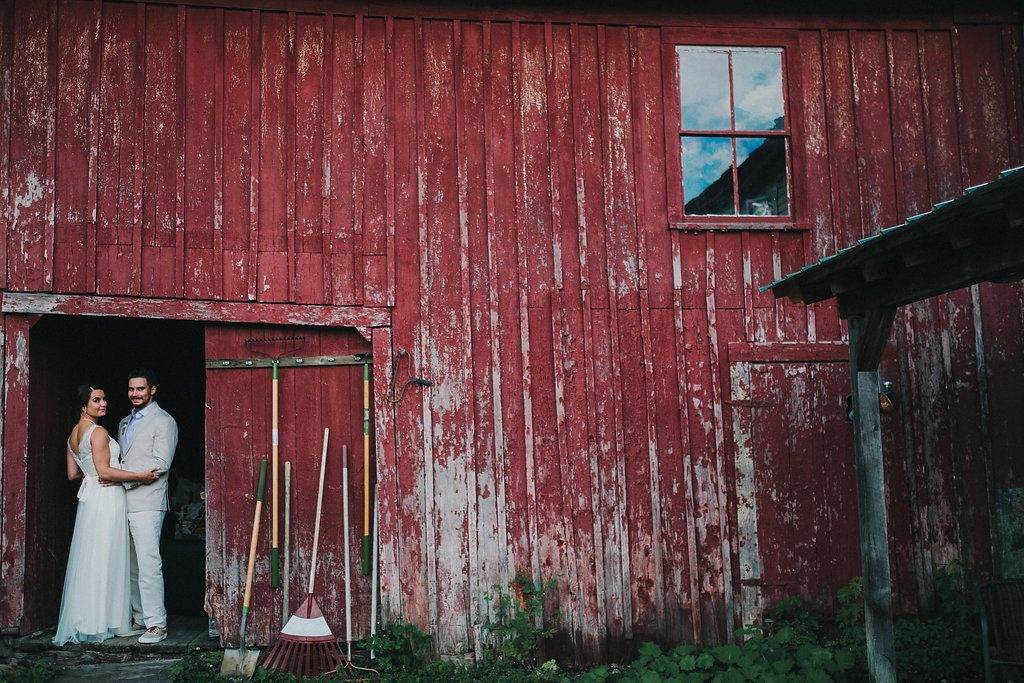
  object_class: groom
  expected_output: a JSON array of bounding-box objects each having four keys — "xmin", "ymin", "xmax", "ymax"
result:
[{"xmin": 118, "ymin": 369, "xmax": 178, "ymax": 644}]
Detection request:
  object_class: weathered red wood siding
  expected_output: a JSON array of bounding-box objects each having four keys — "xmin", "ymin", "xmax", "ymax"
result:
[{"xmin": 1, "ymin": 0, "xmax": 1022, "ymax": 661}]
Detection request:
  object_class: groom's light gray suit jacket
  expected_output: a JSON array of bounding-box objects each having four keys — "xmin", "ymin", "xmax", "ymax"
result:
[{"xmin": 118, "ymin": 402, "xmax": 178, "ymax": 513}]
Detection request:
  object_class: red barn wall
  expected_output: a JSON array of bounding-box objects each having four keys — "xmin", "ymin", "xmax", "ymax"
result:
[{"xmin": 0, "ymin": 0, "xmax": 1022, "ymax": 660}]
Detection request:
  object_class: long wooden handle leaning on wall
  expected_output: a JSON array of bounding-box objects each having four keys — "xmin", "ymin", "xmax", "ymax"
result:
[
  {"xmin": 241, "ymin": 459, "xmax": 269, "ymax": 639},
  {"xmin": 283, "ymin": 460, "xmax": 291, "ymax": 627},
  {"xmin": 362, "ymin": 361, "xmax": 372, "ymax": 575},
  {"xmin": 309, "ymin": 428, "xmax": 329, "ymax": 596},
  {"xmin": 270, "ymin": 360, "xmax": 281, "ymax": 588}
]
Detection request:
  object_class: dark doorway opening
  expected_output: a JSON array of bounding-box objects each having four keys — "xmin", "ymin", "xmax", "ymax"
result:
[{"xmin": 25, "ymin": 315, "xmax": 206, "ymax": 632}]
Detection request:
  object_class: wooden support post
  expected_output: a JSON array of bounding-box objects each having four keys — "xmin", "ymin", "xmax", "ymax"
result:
[{"xmin": 848, "ymin": 311, "xmax": 897, "ymax": 683}]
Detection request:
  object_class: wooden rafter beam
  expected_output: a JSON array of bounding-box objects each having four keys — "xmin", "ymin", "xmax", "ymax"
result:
[{"xmin": 838, "ymin": 235, "xmax": 1024, "ymax": 317}]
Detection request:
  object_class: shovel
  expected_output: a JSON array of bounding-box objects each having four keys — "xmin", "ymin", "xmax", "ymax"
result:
[{"xmin": 222, "ymin": 458, "xmax": 268, "ymax": 678}]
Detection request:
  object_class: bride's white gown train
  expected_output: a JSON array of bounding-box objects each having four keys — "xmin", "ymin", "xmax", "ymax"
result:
[{"xmin": 53, "ymin": 424, "xmax": 133, "ymax": 645}]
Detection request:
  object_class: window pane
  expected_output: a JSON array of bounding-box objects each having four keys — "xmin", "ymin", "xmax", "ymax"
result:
[
  {"xmin": 733, "ymin": 49, "xmax": 784, "ymax": 131},
  {"xmin": 683, "ymin": 136, "xmax": 735, "ymax": 215},
  {"xmin": 678, "ymin": 47, "xmax": 731, "ymax": 131},
  {"xmin": 737, "ymin": 137, "xmax": 788, "ymax": 216}
]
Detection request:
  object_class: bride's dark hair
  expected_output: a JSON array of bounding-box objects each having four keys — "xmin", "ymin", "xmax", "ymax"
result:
[{"xmin": 76, "ymin": 384, "xmax": 100, "ymax": 410}]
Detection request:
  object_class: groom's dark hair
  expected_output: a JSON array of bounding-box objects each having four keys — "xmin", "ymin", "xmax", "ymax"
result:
[{"xmin": 128, "ymin": 367, "xmax": 158, "ymax": 388}]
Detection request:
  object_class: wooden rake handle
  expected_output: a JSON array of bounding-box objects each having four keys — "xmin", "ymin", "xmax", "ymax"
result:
[
  {"xmin": 309, "ymin": 428, "xmax": 329, "ymax": 595},
  {"xmin": 243, "ymin": 459, "xmax": 269, "ymax": 616}
]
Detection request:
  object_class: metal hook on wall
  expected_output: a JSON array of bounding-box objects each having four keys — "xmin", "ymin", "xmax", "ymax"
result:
[{"xmin": 387, "ymin": 348, "xmax": 433, "ymax": 404}]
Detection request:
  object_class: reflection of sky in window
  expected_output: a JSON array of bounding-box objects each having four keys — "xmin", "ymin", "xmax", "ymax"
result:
[
  {"xmin": 683, "ymin": 136, "xmax": 734, "ymax": 214},
  {"xmin": 678, "ymin": 47, "xmax": 731, "ymax": 130},
  {"xmin": 733, "ymin": 49, "xmax": 784, "ymax": 130}
]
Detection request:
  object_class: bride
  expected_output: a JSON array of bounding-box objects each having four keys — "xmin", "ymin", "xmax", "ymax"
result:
[{"xmin": 53, "ymin": 384, "xmax": 159, "ymax": 646}]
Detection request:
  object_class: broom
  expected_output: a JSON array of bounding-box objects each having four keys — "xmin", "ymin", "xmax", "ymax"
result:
[{"xmin": 260, "ymin": 428, "xmax": 343, "ymax": 678}]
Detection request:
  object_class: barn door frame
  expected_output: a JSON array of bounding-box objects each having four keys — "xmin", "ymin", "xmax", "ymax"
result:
[
  {"xmin": 0, "ymin": 292, "xmax": 395, "ymax": 635},
  {"xmin": 720, "ymin": 341, "xmax": 851, "ymax": 631}
]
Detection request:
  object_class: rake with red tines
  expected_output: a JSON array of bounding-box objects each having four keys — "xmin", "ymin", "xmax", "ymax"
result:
[{"xmin": 260, "ymin": 428, "xmax": 343, "ymax": 678}]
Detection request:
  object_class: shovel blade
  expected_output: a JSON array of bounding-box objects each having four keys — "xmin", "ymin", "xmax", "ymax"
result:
[{"xmin": 220, "ymin": 647, "xmax": 260, "ymax": 679}]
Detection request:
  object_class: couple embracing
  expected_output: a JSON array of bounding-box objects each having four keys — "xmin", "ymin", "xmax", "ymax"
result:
[{"xmin": 53, "ymin": 370, "xmax": 178, "ymax": 646}]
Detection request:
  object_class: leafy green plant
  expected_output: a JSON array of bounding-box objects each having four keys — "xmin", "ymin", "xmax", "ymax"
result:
[
  {"xmin": 482, "ymin": 575, "xmax": 559, "ymax": 672},
  {"xmin": 834, "ymin": 570, "xmax": 982, "ymax": 681},
  {"xmin": 602, "ymin": 624, "xmax": 854, "ymax": 683},
  {"xmin": 170, "ymin": 651, "xmax": 226, "ymax": 682},
  {"xmin": 363, "ymin": 620, "xmax": 434, "ymax": 674}
]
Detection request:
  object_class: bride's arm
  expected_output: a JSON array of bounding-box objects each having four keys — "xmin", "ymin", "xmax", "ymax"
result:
[
  {"xmin": 66, "ymin": 443, "xmax": 82, "ymax": 480},
  {"xmin": 90, "ymin": 428, "xmax": 158, "ymax": 484}
]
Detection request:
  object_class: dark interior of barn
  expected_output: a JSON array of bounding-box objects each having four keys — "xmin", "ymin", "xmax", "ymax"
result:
[{"xmin": 25, "ymin": 315, "xmax": 206, "ymax": 629}]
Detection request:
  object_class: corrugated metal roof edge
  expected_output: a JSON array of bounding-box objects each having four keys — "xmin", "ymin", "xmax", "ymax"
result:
[{"xmin": 758, "ymin": 165, "xmax": 1024, "ymax": 294}]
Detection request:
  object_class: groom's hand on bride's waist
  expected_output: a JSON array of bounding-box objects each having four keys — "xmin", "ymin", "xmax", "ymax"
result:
[{"xmin": 99, "ymin": 477, "xmax": 117, "ymax": 487}]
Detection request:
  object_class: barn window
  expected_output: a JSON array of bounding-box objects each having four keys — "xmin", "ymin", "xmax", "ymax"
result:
[{"xmin": 675, "ymin": 45, "xmax": 793, "ymax": 223}]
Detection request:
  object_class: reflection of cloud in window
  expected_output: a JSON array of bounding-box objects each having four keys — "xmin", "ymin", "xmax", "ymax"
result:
[
  {"xmin": 683, "ymin": 137, "xmax": 734, "ymax": 215},
  {"xmin": 683, "ymin": 138, "xmax": 732, "ymax": 200},
  {"xmin": 733, "ymin": 50, "xmax": 784, "ymax": 130},
  {"xmin": 678, "ymin": 48, "xmax": 731, "ymax": 130}
]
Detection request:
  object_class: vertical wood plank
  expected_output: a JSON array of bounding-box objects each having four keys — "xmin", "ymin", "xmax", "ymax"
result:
[
  {"xmin": 212, "ymin": 8, "xmax": 225, "ymax": 300},
  {"xmin": 389, "ymin": 16, "xmax": 429, "ymax": 628},
  {"xmin": 362, "ymin": 17, "xmax": 389, "ymax": 305},
  {"xmin": 174, "ymin": 7, "xmax": 186, "ymax": 298},
  {"xmin": 94, "ymin": 3, "xmax": 139, "ymax": 295},
  {"xmin": 256, "ymin": 12, "xmax": 289, "ymax": 302},
  {"xmin": 283, "ymin": 12, "xmax": 296, "ymax": 304},
  {"xmin": 0, "ymin": 3, "xmax": 11, "ymax": 291},
  {"xmin": 480, "ymin": 19, "xmax": 513, "ymax": 618},
  {"xmin": 597, "ymin": 23, "xmax": 634, "ymax": 646},
  {"xmin": 246, "ymin": 10, "xmax": 260, "ymax": 303},
  {"xmin": 292, "ymin": 13, "xmax": 325, "ymax": 304},
  {"xmin": 547, "ymin": 21, "xmax": 592, "ymax": 657},
  {"xmin": 823, "ymin": 30, "xmax": 862, "ymax": 252},
  {"xmin": 221, "ymin": 10, "xmax": 253, "ymax": 302},
  {"xmin": 456, "ymin": 20, "xmax": 491, "ymax": 650},
  {"xmin": 329, "ymin": 15, "xmax": 356, "ymax": 305},
  {"xmin": 630, "ymin": 26, "xmax": 667, "ymax": 639},
  {"xmin": 53, "ymin": 0, "xmax": 96, "ymax": 293},
  {"xmin": 9, "ymin": 0, "xmax": 55, "ymax": 292},
  {"xmin": 412, "ymin": 16, "xmax": 439, "ymax": 642},
  {"xmin": 139, "ymin": 4, "xmax": 180, "ymax": 297},
  {"xmin": 371, "ymin": 326, "xmax": 400, "ymax": 620},
  {"xmin": 520, "ymin": 21, "xmax": 571, "ymax": 645},
  {"xmin": 798, "ymin": 30, "xmax": 839, "ymax": 340},
  {"xmin": 0, "ymin": 316, "xmax": 29, "ymax": 629},
  {"xmin": 569, "ymin": 21, "xmax": 611, "ymax": 655},
  {"xmin": 850, "ymin": 30, "xmax": 898, "ymax": 234},
  {"xmin": 183, "ymin": 7, "xmax": 218, "ymax": 300}
]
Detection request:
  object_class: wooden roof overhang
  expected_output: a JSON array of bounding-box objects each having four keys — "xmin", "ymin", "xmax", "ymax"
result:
[
  {"xmin": 762, "ymin": 165, "xmax": 1024, "ymax": 320},
  {"xmin": 758, "ymin": 167, "xmax": 1024, "ymax": 683}
]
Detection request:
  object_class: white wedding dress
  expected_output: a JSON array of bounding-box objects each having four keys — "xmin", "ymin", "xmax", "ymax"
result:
[{"xmin": 53, "ymin": 424, "xmax": 133, "ymax": 645}]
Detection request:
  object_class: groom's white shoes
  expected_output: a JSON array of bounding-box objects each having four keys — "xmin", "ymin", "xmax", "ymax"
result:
[{"xmin": 139, "ymin": 626, "xmax": 167, "ymax": 644}]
